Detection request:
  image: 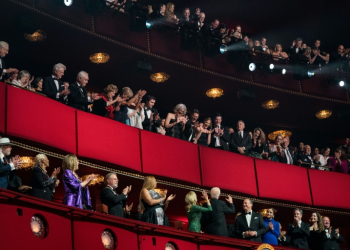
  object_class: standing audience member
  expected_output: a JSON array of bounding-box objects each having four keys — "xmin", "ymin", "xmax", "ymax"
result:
[
  {"xmin": 323, "ymin": 216, "xmax": 344, "ymax": 250},
  {"xmin": 100, "ymin": 173, "xmax": 133, "ymax": 218},
  {"xmin": 142, "ymin": 95, "xmax": 161, "ymax": 133},
  {"xmin": 287, "ymin": 208, "xmax": 310, "ymax": 249},
  {"xmin": 229, "ymin": 120, "xmax": 252, "ymax": 155},
  {"xmin": 62, "ymin": 154, "xmax": 95, "ymax": 210},
  {"xmin": 210, "ymin": 114, "xmax": 230, "ymax": 151},
  {"xmin": 4, "ymin": 71, "xmax": 18, "ymax": 84},
  {"xmin": 134, "ymin": 203, "xmax": 144, "ymax": 221},
  {"xmin": 185, "ymin": 190, "xmax": 213, "ymax": 233},
  {"xmin": 30, "ymin": 154, "xmax": 60, "ymax": 201},
  {"xmin": 0, "ymin": 41, "xmax": 18, "ymax": 81},
  {"xmin": 92, "ymin": 84, "xmax": 119, "ymax": 118},
  {"xmin": 249, "ymin": 127, "xmax": 268, "ymax": 159},
  {"xmin": 308, "ymin": 212, "xmax": 326, "ymax": 250},
  {"xmin": 262, "ymin": 208, "xmax": 280, "ymax": 245},
  {"xmin": 272, "ymin": 44, "xmax": 289, "ymax": 59},
  {"xmin": 278, "ymin": 223, "xmax": 290, "ymax": 246},
  {"xmin": 183, "ymin": 109, "xmax": 200, "ymax": 142},
  {"xmin": 165, "ymin": 103, "xmax": 188, "ymax": 139},
  {"xmin": 278, "ymin": 136, "xmax": 294, "ymax": 165},
  {"xmin": 327, "ymin": 148, "xmax": 348, "ymax": 174},
  {"xmin": 194, "ymin": 118, "xmax": 214, "ymax": 146},
  {"xmin": 11, "ymin": 70, "xmax": 33, "ymax": 88},
  {"xmin": 0, "ymin": 138, "xmax": 22, "ymax": 189},
  {"xmin": 127, "ymin": 101, "xmax": 145, "ymax": 129},
  {"xmin": 201, "ymin": 187, "xmax": 235, "ymax": 237},
  {"xmin": 234, "ymin": 199, "xmax": 266, "ymax": 242},
  {"xmin": 32, "ymin": 77, "xmax": 44, "ymax": 94},
  {"xmin": 43, "ymin": 63, "xmax": 69, "ymax": 102}
]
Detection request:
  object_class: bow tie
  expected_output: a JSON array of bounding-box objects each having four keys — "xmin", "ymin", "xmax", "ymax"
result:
[{"xmin": 245, "ymin": 211, "xmax": 251, "ymax": 215}]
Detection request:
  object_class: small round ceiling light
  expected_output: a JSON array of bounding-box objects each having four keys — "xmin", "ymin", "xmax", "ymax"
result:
[
  {"xmin": 268, "ymin": 130, "xmax": 292, "ymax": 141},
  {"xmin": 315, "ymin": 110, "xmax": 332, "ymax": 119},
  {"xmin": 30, "ymin": 215, "xmax": 48, "ymax": 239},
  {"xmin": 206, "ymin": 88, "xmax": 224, "ymax": 99},
  {"xmin": 90, "ymin": 53, "xmax": 110, "ymax": 64},
  {"xmin": 64, "ymin": 0, "xmax": 73, "ymax": 6},
  {"xmin": 24, "ymin": 30, "xmax": 46, "ymax": 42},
  {"xmin": 150, "ymin": 72, "xmax": 170, "ymax": 83},
  {"xmin": 262, "ymin": 100, "xmax": 279, "ymax": 109},
  {"xmin": 101, "ymin": 229, "xmax": 116, "ymax": 250}
]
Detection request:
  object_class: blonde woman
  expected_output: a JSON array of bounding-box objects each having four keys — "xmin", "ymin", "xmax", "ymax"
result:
[
  {"xmin": 185, "ymin": 190, "xmax": 212, "ymax": 233},
  {"xmin": 165, "ymin": 103, "xmax": 188, "ymax": 139},
  {"xmin": 139, "ymin": 176, "xmax": 176, "ymax": 226},
  {"xmin": 62, "ymin": 154, "xmax": 95, "ymax": 210}
]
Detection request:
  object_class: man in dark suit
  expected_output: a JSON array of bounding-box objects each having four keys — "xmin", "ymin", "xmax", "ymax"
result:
[
  {"xmin": 183, "ymin": 109, "xmax": 199, "ymax": 141},
  {"xmin": 142, "ymin": 95, "xmax": 161, "ymax": 133},
  {"xmin": 287, "ymin": 208, "xmax": 310, "ymax": 249},
  {"xmin": 100, "ymin": 173, "xmax": 133, "ymax": 218},
  {"xmin": 0, "ymin": 138, "xmax": 22, "ymax": 189},
  {"xmin": 209, "ymin": 114, "xmax": 230, "ymax": 151},
  {"xmin": 68, "ymin": 71, "xmax": 98, "ymax": 111},
  {"xmin": 290, "ymin": 38, "xmax": 305, "ymax": 57},
  {"xmin": 0, "ymin": 41, "xmax": 18, "ymax": 81},
  {"xmin": 234, "ymin": 199, "xmax": 266, "ymax": 242},
  {"xmin": 229, "ymin": 120, "xmax": 252, "ymax": 155},
  {"xmin": 279, "ymin": 136, "xmax": 294, "ymax": 165},
  {"xmin": 323, "ymin": 216, "xmax": 344, "ymax": 250},
  {"xmin": 202, "ymin": 19, "xmax": 220, "ymax": 54},
  {"xmin": 201, "ymin": 187, "xmax": 235, "ymax": 237},
  {"xmin": 43, "ymin": 63, "xmax": 69, "ymax": 102}
]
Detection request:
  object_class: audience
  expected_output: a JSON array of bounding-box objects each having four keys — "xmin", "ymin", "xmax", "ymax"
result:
[
  {"xmin": 0, "ymin": 41, "xmax": 18, "ymax": 81},
  {"xmin": 193, "ymin": 118, "xmax": 214, "ymax": 146},
  {"xmin": 92, "ymin": 84, "xmax": 119, "ymax": 118},
  {"xmin": 0, "ymin": 138, "xmax": 22, "ymax": 189},
  {"xmin": 142, "ymin": 95, "xmax": 161, "ymax": 133},
  {"xmin": 210, "ymin": 114, "xmax": 230, "ymax": 151},
  {"xmin": 165, "ymin": 103, "xmax": 187, "ymax": 139},
  {"xmin": 229, "ymin": 120, "xmax": 252, "ymax": 155},
  {"xmin": 11, "ymin": 70, "xmax": 33, "ymax": 88},
  {"xmin": 183, "ymin": 109, "xmax": 199, "ymax": 142},
  {"xmin": 287, "ymin": 208, "xmax": 310, "ymax": 249},
  {"xmin": 327, "ymin": 147, "xmax": 348, "ymax": 174},
  {"xmin": 308, "ymin": 212, "xmax": 325, "ymax": 250},
  {"xmin": 31, "ymin": 77, "xmax": 44, "ymax": 94},
  {"xmin": 43, "ymin": 63, "xmax": 69, "ymax": 102},
  {"xmin": 262, "ymin": 208, "xmax": 280, "ymax": 245},
  {"xmin": 323, "ymin": 216, "xmax": 344, "ymax": 250},
  {"xmin": 249, "ymin": 127, "xmax": 268, "ymax": 159}
]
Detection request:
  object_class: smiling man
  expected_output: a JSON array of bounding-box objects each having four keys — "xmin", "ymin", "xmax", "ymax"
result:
[{"xmin": 0, "ymin": 41, "xmax": 18, "ymax": 80}]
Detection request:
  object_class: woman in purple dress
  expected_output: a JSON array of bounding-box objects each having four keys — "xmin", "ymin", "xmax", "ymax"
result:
[
  {"xmin": 62, "ymin": 154, "xmax": 95, "ymax": 210},
  {"xmin": 327, "ymin": 148, "xmax": 348, "ymax": 174}
]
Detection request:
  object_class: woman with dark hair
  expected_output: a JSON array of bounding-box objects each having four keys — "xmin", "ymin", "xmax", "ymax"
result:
[
  {"xmin": 31, "ymin": 77, "xmax": 44, "ymax": 94},
  {"xmin": 92, "ymin": 84, "xmax": 119, "ymax": 118},
  {"xmin": 308, "ymin": 212, "xmax": 325, "ymax": 250},
  {"xmin": 327, "ymin": 148, "xmax": 348, "ymax": 174},
  {"xmin": 262, "ymin": 208, "xmax": 280, "ymax": 245},
  {"xmin": 193, "ymin": 118, "xmax": 214, "ymax": 146},
  {"xmin": 249, "ymin": 127, "xmax": 267, "ymax": 159}
]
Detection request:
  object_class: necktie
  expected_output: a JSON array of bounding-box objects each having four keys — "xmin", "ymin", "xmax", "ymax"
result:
[{"xmin": 79, "ymin": 87, "xmax": 85, "ymax": 97}]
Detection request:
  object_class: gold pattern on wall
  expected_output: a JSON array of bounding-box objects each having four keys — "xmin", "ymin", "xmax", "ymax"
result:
[{"xmin": 268, "ymin": 130, "xmax": 292, "ymax": 141}]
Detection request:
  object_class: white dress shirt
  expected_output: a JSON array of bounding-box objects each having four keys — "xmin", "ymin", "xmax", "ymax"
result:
[
  {"xmin": 0, "ymin": 152, "xmax": 15, "ymax": 171},
  {"xmin": 52, "ymin": 75, "xmax": 60, "ymax": 99},
  {"xmin": 214, "ymin": 125, "xmax": 221, "ymax": 147}
]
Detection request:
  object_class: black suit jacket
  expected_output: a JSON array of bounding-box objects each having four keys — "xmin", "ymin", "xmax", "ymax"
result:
[
  {"xmin": 278, "ymin": 147, "xmax": 294, "ymax": 164},
  {"xmin": 0, "ymin": 57, "xmax": 5, "ymax": 80},
  {"xmin": 287, "ymin": 221, "xmax": 310, "ymax": 249},
  {"xmin": 229, "ymin": 132, "xmax": 253, "ymax": 155},
  {"xmin": 142, "ymin": 107, "xmax": 161, "ymax": 132},
  {"xmin": 200, "ymin": 198, "xmax": 235, "ymax": 237},
  {"xmin": 30, "ymin": 167, "xmax": 56, "ymax": 201},
  {"xmin": 100, "ymin": 187, "xmax": 128, "ymax": 218},
  {"xmin": 42, "ymin": 76, "xmax": 64, "ymax": 101},
  {"xmin": 323, "ymin": 228, "xmax": 344, "ymax": 250},
  {"xmin": 0, "ymin": 155, "xmax": 12, "ymax": 189},
  {"xmin": 209, "ymin": 125, "xmax": 230, "ymax": 151},
  {"xmin": 8, "ymin": 170, "xmax": 23, "ymax": 192},
  {"xmin": 183, "ymin": 120, "xmax": 195, "ymax": 141},
  {"xmin": 234, "ymin": 212, "xmax": 266, "ymax": 242},
  {"xmin": 278, "ymin": 236, "xmax": 290, "ymax": 246},
  {"xmin": 68, "ymin": 82, "xmax": 89, "ymax": 111}
]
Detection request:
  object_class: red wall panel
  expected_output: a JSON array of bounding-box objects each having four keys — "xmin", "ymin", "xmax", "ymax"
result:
[
  {"xmin": 140, "ymin": 235, "xmax": 197, "ymax": 250},
  {"xmin": 0, "ymin": 82, "xmax": 6, "ymax": 133},
  {"xmin": 6, "ymin": 86, "xmax": 77, "ymax": 153},
  {"xmin": 140, "ymin": 130, "xmax": 201, "ymax": 185},
  {"xmin": 200, "ymin": 245, "xmax": 241, "ymax": 250},
  {"xmin": 309, "ymin": 169, "xmax": 350, "ymax": 209},
  {"xmin": 200, "ymin": 147, "xmax": 258, "ymax": 196},
  {"xmin": 73, "ymin": 221, "xmax": 138, "ymax": 250},
  {"xmin": 77, "ymin": 111, "xmax": 141, "ymax": 172},
  {"xmin": 0, "ymin": 204, "xmax": 71, "ymax": 250},
  {"xmin": 255, "ymin": 159, "xmax": 312, "ymax": 205}
]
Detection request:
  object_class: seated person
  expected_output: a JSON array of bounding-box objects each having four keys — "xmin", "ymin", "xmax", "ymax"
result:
[
  {"xmin": 149, "ymin": 3, "xmax": 165, "ymax": 19},
  {"xmin": 11, "ymin": 70, "xmax": 33, "ymax": 88},
  {"xmin": 31, "ymin": 77, "xmax": 44, "ymax": 94},
  {"xmin": 253, "ymin": 40, "xmax": 263, "ymax": 52},
  {"xmin": 272, "ymin": 44, "xmax": 289, "ymax": 59}
]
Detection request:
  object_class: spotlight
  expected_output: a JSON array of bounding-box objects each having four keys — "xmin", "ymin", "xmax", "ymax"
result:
[
  {"xmin": 269, "ymin": 64, "xmax": 274, "ymax": 70},
  {"xmin": 220, "ymin": 45, "xmax": 227, "ymax": 54},
  {"xmin": 145, "ymin": 20, "xmax": 153, "ymax": 29},
  {"xmin": 64, "ymin": 0, "xmax": 73, "ymax": 6},
  {"xmin": 307, "ymin": 71, "xmax": 315, "ymax": 77},
  {"xmin": 249, "ymin": 63, "xmax": 256, "ymax": 72},
  {"xmin": 282, "ymin": 69, "xmax": 286, "ymax": 75},
  {"xmin": 339, "ymin": 81, "xmax": 345, "ymax": 87}
]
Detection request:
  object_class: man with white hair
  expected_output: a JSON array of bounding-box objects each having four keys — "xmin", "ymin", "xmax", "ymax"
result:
[
  {"xmin": 0, "ymin": 41, "xmax": 18, "ymax": 81},
  {"xmin": 68, "ymin": 71, "xmax": 98, "ymax": 111},
  {"xmin": 201, "ymin": 187, "xmax": 235, "ymax": 237},
  {"xmin": 0, "ymin": 138, "xmax": 22, "ymax": 189},
  {"xmin": 43, "ymin": 63, "xmax": 69, "ymax": 102}
]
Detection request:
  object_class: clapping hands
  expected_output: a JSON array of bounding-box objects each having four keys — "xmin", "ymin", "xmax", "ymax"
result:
[
  {"xmin": 167, "ymin": 194, "xmax": 176, "ymax": 201},
  {"xmin": 11, "ymin": 155, "xmax": 23, "ymax": 169},
  {"xmin": 201, "ymin": 190, "xmax": 209, "ymax": 200},
  {"xmin": 51, "ymin": 167, "xmax": 60, "ymax": 178},
  {"xmin": 225, "ymin": 195, "xmax": 233, "ymax": 203}
]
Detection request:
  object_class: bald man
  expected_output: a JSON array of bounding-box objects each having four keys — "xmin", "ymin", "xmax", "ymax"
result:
[
  {"xmin": 323, "ymin": 216, "xmax": 344, "ymax": 250},
  {"xmin": 200, "ymin": 187, "xmax": 235, "ymax": 237}
]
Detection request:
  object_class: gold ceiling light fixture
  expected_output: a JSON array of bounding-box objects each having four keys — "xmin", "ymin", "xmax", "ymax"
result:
[
  {"xmin": 315, "ymin": 110, "xmax": 332, "ymax": 119},
  {"xmin": 89, "ymin": 53, "xmax": 110, "ymax": 64},
  {"xmin": 206, "ymin": 88, "xmax": 224, "ymax": 99},
  {"xmin": 20, "ymin": 156, "xmax": 35, "ymax": 170},
  {"xmin": 257, "ymin": 208, "xmax": 278, "ymax": 218},
  {"xmin": 150, "ymin": 72, "xmax": 170, "ymax": 83},
  {"xmin": 262, "ymin": 100, "xmax": 279, "ymax": 109},
  {"xmin": 24, "ymin": 30, "xmax": 46, "ymax": 42},
  {"xmin": 268, "ymin": 130, "xmax": 292, "ymax": 141},
  {"xmin": 81, "ymin": 174, "xmax": 104, "ymax": 186}
]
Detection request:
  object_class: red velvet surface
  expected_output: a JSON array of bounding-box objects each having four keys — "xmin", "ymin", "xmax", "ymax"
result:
[
  {"xmin": 73, "ymin": 221, "xmax": 138, "ymax": 250},
  {"xmin": 0, "ymin": 204, "xmax": 71, "ymax": 250},
  {"xmin": 255, "ymin": 159, "xmax": 312, "ymax": 205},
  {"xmin": 200, "ymin": 147, "xmax": 258, "ymax": 196},
  {"xmin": 308, "ymin": 169, "xmax": 350, "ymax": 209},
  {"xmin": 200, "ymin": 246, "xmax": 241, "ymax": 250},
  {"xmin": 6, "ymin": 85, "xmax": 77, "ymax": 153},
  {"xmin": 76, "ymin": 111, "xmax": 142, "ymax": 172},
  {"xmin": 140, "ymin": 235, "xmax": 197, "ymax": 250},
  {"xmin": 140, "ymin": 130, "xmax": 201, "ymax": 185},
  {"xmin": 0, "ymin": 82, "xmax": 6, "ymax": 133}
]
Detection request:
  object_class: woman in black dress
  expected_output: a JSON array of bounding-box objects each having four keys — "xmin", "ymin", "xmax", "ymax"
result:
[
  {"xmin": 164, "ymin": 103, "xmax": 188, "ymax": 139},
  {"xmin": 249, "ymin": 127, "xmax": 268, "ymax": 159},
  {"xmin": 31, "ymin": 77, "xmax": 44, "ymax": 94},
  {"xmin": 194, "ymin": 117, "xmax": 214, "ymax": 146},
  {"xmin": 30, "ymin": 154, "xmax": 60, "ymax": 201},
  {"xmin": 92, "ymin": 84, "xmax": 119, "ymax": 118},
  {"xmin": 308, "ymin": 212, "xmax": 325, "ymax": 250}
]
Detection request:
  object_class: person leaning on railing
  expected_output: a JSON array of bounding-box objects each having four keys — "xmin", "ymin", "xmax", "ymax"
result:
[{"xmin": 91, "ymin": 84, "xmax": 119, "ymax": 118}]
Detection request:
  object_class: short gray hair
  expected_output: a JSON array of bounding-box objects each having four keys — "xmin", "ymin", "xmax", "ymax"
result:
[
  {"xmin": 237, "ymin": 120, "xmax": 245, "ymax": 125},
  {"xmin": 211, "ymin": 187, "xmax": 220, "ymax": 199},
  {"xmin": 52, "ymin": 63, "xmax": 66, "ymax": 73},
  {"xmin": 77, "ymin": 71, "xmax": 88, "ymax": 80},
  {"xmin": 0, "ymin": 41, "xmax": 9, "ymax": 49},
  {"xmin": 294, "ymin": 208, "xmax": 303, "ymax": 215},
  {"xmin": 173, "ymin": 103, "xmax": 187, "ymax": 114},
  {"xmin": 34, "ymin": 154, "xmax": 47, "ymax": 165},
  {"xmin": 17, "ymin": 70, "xmax": 30, "ymax": 80},
  {"xmin": 104, "ymin": 172, "xmax": 116, "ymax": 185}
]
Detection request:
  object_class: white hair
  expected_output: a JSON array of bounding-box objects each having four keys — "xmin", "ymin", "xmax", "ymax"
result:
[
  {"xmin": 34, "ymin": 154, "xmax": 47, "ymax": 165},
  {"xmin": 52, "ymin": 63, "xmax": 66, "ymax": 73},
  {"xmin": 173, "ymin": 103, "xmax": 187, "ymax": 114},
  {"xmin": 17, "ymin": 70, "xmax": 30, "ymax": 80},
  {"xmin": 77, "ymin": 71, "xmax": 88, "ymax": 80},
  {"xmin": 211, "ymin": 187, "xmax": 221, "ymax": 199},
  {"xmin": 0, "ymin": 41, "xmax": 9, "ymax": 49}
]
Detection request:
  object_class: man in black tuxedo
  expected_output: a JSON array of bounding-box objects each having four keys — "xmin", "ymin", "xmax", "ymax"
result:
[
  {"xmin": 201, "ymin": 187, "xmax": 235, "ymax": 237},
  {"xmin": 183, "ymin": 109, "xmax": 199, "ymax": 142},
  {"xmin": 323, "ymin": 216, "xmax": 344, "ymax": 250},
  {"xmin": 142, "ymin": 95, "xmax": 161, "ymax": 133},
  {"xmin": 278, "ymin": 136, "xmax": 294, "ymax": 165},
  {"xmin": 100, "ymin": 173, "xmax": 133, "ymax": 218},
  {"xmin": 43, "ymin": 63, "xmax": 69, "ymax": 102},
  {"xmin": 234, "ymin": 199, "xmax": 266, "ymax": 242},
  {"xmin": 0, "ymin": 41, "xmax": 18, "ymax": 81},
  {"xmin": 0, "ymin": 138, "xmax": 22, "ymax": 189},
  {"xmin": 209, "ymin": 114, "xmax": 230, "ymax": 151},
  {"xmin": 290, "ymin": 38, "xmax": 305, "ymax": 57},
  {"xmin": 68, "ymin": 71, "xmax": 98, "ymax": 111},
  {"xmin": 298, "ymin": 145, "xmax": 321, "ymax": 169},
  {"xmin": 287, "ymin": 208, "xmax": 310, "ymax": 249},
  {"xmin": 229, "ymin": 120, "xmax": 252, "ymax": 155}
]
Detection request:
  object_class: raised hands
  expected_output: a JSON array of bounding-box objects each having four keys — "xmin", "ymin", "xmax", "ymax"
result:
[
  {"xmin": 55, "ymin": 179, "xmax": 60, "ymax": 187},
  {"xmin": 225, "ymin": 195, "xmax": 233, "ymax": 203},
  {"xmin": 125, "ymin": 202, "xmax": 133, "ymax": 213},
  {"xmin": 166, "ymin": 194, "xmax": 176, "ymax": 201},
  {"xmin": 201, "ymin": 190, "xmax": 209, "ymax": 200},
  {"xmin": 51, "ymin": 167, "xmax": 60, "ymax": 178}
]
